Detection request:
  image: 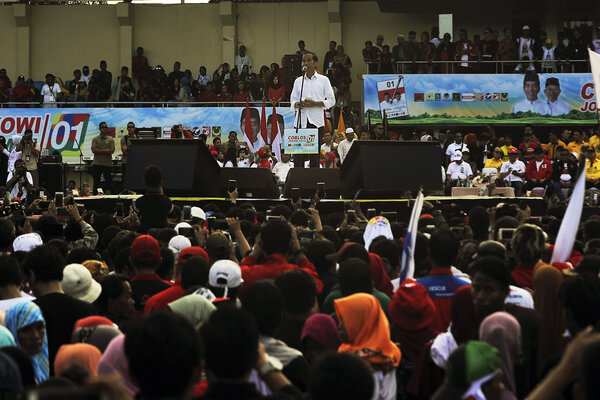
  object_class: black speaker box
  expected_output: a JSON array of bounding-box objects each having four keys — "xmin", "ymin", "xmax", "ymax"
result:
[
  {"xmin": 219, "ymin": 168, "xmax": 280, "ymax": 199},
  {"xmin": 283, "ymin": 168, "xmax": 341, "ymax": 199},
  {"xmin": 38, "ymin": 163, "xmax": 63, "ymax": 196}
]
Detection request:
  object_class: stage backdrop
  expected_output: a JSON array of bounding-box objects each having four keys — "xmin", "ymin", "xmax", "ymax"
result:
[
  {"xmin": 363, "ymin": 73, "xmax": 598, "ymax": 125},
  {"xmin": 0, "ymin": 107, "xmax": 295, "ymax": 164}
]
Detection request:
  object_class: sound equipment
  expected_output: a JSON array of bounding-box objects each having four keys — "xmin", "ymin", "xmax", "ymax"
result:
[
  {"xmin": 125, "ymin": 139, "xmax": 220, "ymax": 196},
  {"xmin": 219, "ymin": 168, "xmax": 280, "ymax": 199},
  {"xmin": 38, "ymin": 163, "xmax": 64, "ymax": 196},
  {"xmin": 340, "ymin": 141, "xmax": 443, "ymax": 198},
  {"xmin": 283, "ymin": 168, "xmax": 341, "ymax": 199}
]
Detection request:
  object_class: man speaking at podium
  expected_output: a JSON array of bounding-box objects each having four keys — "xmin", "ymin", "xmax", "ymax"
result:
[{"xmin": 290, "ymin": 52, "xmax": 335, "ymax": 167}]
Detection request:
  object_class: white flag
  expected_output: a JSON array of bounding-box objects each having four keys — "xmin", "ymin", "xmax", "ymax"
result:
[
  {"xmin": 551, "ymin": 167, "xmax": 586, "ymax": 264},
  {"xmin": 589, "ymin": 49, "xmax": 600, "ymax": 112},
  {"xmin": 400, "ymin": 190, "xmax": 424, "ymax": 282}
]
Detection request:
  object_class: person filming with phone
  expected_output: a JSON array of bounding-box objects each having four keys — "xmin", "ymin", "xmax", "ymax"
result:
[
  {"xmin": 6, "ymin": 159, "xmax": 33, "ymax": 201},
  {"xmin": 15, "ymin": 129, "xmax": 40, "ymax": 188}
]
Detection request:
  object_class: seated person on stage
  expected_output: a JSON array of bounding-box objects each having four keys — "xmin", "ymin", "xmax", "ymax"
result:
[
  {"xmin": 585, "ymin": 146, "xmax": 600, "ymax": 190},
  {"xmin": 272, "ymin": 152, "xmax": 293, "ymax": 185},
  {"xmin": 484, "ymin": 147, "xmax": 505, "ymax": 172},
  {"xmin": 551, "ymin": 148, "xmax": 577, "ymax": 202},
  {"xmin": 499, "ymin": 148, "xmax": 526, "ymax": 195},
  {"xmin": 567, "ymin": 131, "xmax": 589, "ymax": 159},
  {"xmin": 542, "ymin": 131, "xmax": 567, "ymax": 159},
  {"xmin": 6, "ymin": 159, "xmax": 33, "ymax": 201},
  {"xmin": 237, "ymin": 147, "xmax": 252, "ymax": 167},
  {"xmin": 518, "ymin": 132, "xmax": 538, "ymax": 162},
  {"xmin": 523, "ymin": 147, "xmax": 552, "ymax": 196},
  {"xmin": 445, "ymin": 150, "xmax": 473, "ymax": 194},
  {"xmin": 251, "ymin": 148, "xmax": 273, "ymax": 169},
  {"xmin": 134, "ymin": 164, "xmax": 174, "ymax": 233}
]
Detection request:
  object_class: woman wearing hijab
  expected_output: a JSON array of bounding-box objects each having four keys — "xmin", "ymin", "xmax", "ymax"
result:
[
  {"xmin": 71, "ymin": 316, "xmax": 122, "ymax": 353},
  {"xmin": 97, "ymin": 335, "xmax": 139, "ymax": 397},
  {"xmin": 268, "ymin": 76, "xmax": 285, "ymax": 105},
  {"xmin": 54, "ymin": 343, "xmax": 102, "ymax": 377},
  {"xmin": 335, "ymin": 293, "xmax": 401, "ymax": 400},
  {"xmin": 322, "ymin": 151, "xmax": 338, "ymax": 168},
  {"xmin": 479, "ymin": 312, "xmax": 521, "ymax": 400},
  {"xmin": 168, "ymin": 294, "xmax": 216, "ymax": 328},
  {"xmin": 4, "ymin": 301, "xmax": 49, "ymax": 383},
  {"xmin": 300, "ymin": 313, "xmax": 340, "ymax": 365}
]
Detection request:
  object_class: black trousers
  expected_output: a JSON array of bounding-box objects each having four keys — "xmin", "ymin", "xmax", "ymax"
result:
[
  {"xmin": 293, "ymin": 122, "xmax": 324, "ymax": 168},
  {"xmin": 92, "ymin": 165, "xmax": 113, "ymax": 195}
]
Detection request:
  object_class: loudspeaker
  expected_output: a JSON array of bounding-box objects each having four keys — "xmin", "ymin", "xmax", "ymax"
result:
[
  {"xmin": 125, "ymin": 139, "xmax": 220, "ymax": 196},
  {"xmin": 283, "ymin": 169, "xmax": 341, "ymax": 199},
  {"xmin": 38, "ymin": 163, "xmax": 63, "ymax": 196},
  {"xmin": 219, "ymin": 168, "xmax": 280, "ymax": 199},
  {"xmin": 340, "ymin": 141, "xmax": 443, "ymax": 198}
]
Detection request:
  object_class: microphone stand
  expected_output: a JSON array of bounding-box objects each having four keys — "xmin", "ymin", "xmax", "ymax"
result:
[
  {"xmin": 295, "ymin": 67, "xmax": 307, "ymax": 133},
  {"xmin": 73, "ymin": 137, "xmax": 84, "ymax": 194}
]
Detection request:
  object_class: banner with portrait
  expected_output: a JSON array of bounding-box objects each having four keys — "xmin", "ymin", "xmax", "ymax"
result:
[
  {"xmin": 0, "ymin": 107, "xmax": 295, "ymax": 164},
  {"xmin": 363, "ymin": 73, "xmax": 598, "ymax": 125}
]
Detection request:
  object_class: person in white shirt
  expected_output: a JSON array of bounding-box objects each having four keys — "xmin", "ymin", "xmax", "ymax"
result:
[
  {"xmin": 290, "ymin": 52, "xmax": 336, "ymax": 168},
  {"xmin": 499, "ymin": 148, "xmax": 526, "ymax": 195},
  {"xmin": 81, "ymin": 65, "xmax": 91, "ymax": 85},
  {"xmin": 512, "ymin": 72, "xmax": 550, "ymax": 115},
  {"xmin": 338, "ymin": 127, "xmax": 356, "ymax": 164},
  {"xmin": 196, "ymin": 66, "xmax": 211, "ymax": 86},
  {"xmin": 40, "ymin": 73, "xmax": 61, "ymax": 108},
  {"xmin": 515, "ymin": 25, "xmax": 535, "ymax": 72},
  {"xmin": 320, "ymin": 131, "xmax": 337, "ymax": 154},
  {"xmin": 446, "ymin": 151, "xmax": 473, "ymax": 189},
  {"xmin": 6, "ymin": 159, "xmax": 33, "ymax": 200},
  {"xmin": 543, "ymin": 77, "xmax": 571, "ymax": 116},
  {"xmin": 272, "ymin": 152, "xmax": 293, "ymax": 184},
  {"xmin": 445, "ymin": 132, "xmax": 468, "ymax": 165},
  {"xmin": 237, "ymin": 147, "xmax": 252, "ymax": 168},
  {"xmin": 235, "ymin": 45, "xmax": 252, "ymax": 74},
  {"xmin": 540, "ymin": 38, "xmax": 558, "ymax": 73},
  {"xmin": 7, "ymin": 135, "xmax": 22, "ymax": 172}
]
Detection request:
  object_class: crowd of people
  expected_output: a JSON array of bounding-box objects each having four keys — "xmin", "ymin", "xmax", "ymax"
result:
[
  {"xmin": 0, "ymin": 160, "xmax": 600, "ymax": 399},
  {"xmin": 363, "ymin": 25, "xmax": 600, "ymax": 74}
]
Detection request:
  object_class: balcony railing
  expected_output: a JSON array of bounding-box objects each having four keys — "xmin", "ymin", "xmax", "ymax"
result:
[{"xmin": 0, "ymin": 100, "xmax": 293, "ymax": 108}]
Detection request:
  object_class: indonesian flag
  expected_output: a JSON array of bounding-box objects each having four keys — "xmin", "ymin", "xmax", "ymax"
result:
[
  {"xmin": 243, "ymin": 101, "xmax": 255, "ymax": 152},
  {"xmin": 589, "ymin": 49, "xmax": 600, "ymax": 112},
  {"xmin": 258, "ymin": 100, "xmax": 267, "ymax": 150},
  {"xmin": 271, "ymin": 103, "xmax": 282, "ymax": 162},
  {"xmin": 337, "ymin": 107, "xmax": 346, "ymax": 137}
]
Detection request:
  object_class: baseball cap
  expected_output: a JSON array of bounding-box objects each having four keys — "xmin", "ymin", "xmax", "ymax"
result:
[
  {"xmin": 130, "ymin": 235, "xmax": 161, "ymax": 262},
  {"xmin": 432, "ymin": 341, "xmax": 502, "ymax": 400},
  {"xmin": 545, "ymin": 37, "xmax": 553, "ymax": 45},
  {"xmin": 345, "ymin": 127, "xmax": 355, "ymax": 135},
  {"xmin": 257, "ymin": 148, "xmax": 267, "ymax": 157},
  {"xmin": 168, "ymin": 235, "xmax": 192, "ymax": 263},
  {"xmin": 209, "ymin": 260, "xmax": 243, "ymax": 292},
  {"xmin": 508, "ymin": 147, "xmax": 518, "ymax": 154},
  {"xmin": 452, "ymin": 150, "xmax": 463, "ymax": 161},
  {"xmin": 191, "ymin": 206, "xmax": 206, "ymax": 220},
  {"xmin": 178, "ymin": 246, "xmax": 209, "ymax": 264},
  {"xmin": 205, "ymin": 234, "xmax": 231, "ymax": 261},
  {"xmin": 174, "ymin": 222, "xmax": 192, "ymax": 235},
  {"xmin": 12, "ymin": 232, "xmax": 43, "ymax": 252},
  {"xmin": 522, "ymin": 25, "xmax": 530, "ymax": 30},
  {"xmin": 389, "ymin": 279, "xmax": 437, "ymax": 331},
  {"xmin": 61, "ymin": 263, "xmax": 102, "ymax": 303}
]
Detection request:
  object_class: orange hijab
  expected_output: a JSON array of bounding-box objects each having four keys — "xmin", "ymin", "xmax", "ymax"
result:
[
  {"xmin": 334, "ymin": 293, "xmax": 401, "ymax": 368},
  {"xmin": 54, "ymin": 343, "xmax": 102, "ymax": 376}
]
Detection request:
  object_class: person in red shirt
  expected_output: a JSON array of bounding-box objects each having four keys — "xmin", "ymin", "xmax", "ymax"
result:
[
  {"xmin": 454, "ymin": 28, "xmax": 477, "ymax": 73},
  {"xmin": 518, "ymin": 132, "xmax": 539, "ymax": 161},
  {"xmin": 523, "ymin": 147, "xmax": 552, "ymax": 196},
  {"xmin": 129, "ymin": 235, "xmax": 172, "ymax": 312},
  {"xmin": 239, "ymin": 219, "xmax": 322, "ymax": 294},
  {"xmin": 232, "ymin": 81, "xmax": 252, "ymax": 103},
  {"xmin": 11, "ymin": 76, "xmax": 32, "ymax": 105},
  {"xmin": 132, "ymin": 46, "xmax": 150, "ymax": 84},
  {"xmin": 268, "ymin": 76, "xmax": 285, "ymax": 105}
]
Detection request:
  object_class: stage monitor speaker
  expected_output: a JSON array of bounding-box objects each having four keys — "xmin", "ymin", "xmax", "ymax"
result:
[
  {"xmin": 340, "ymin": 141, "xmax": 443, "ymax": 198},
  {"xmin": 219, "ymin": 168, "xmax": 280, "ymax": 199},
  {"xmin": 125, "ymin": 139, "xmax": 220, "ymax": 196},
  {"xmin": 38, "ymin": 163, "xmax": 63, "ymax": 196},
  {"xmin": 283, "ymin": 169, "xmax": 341, "ymax": 199}
]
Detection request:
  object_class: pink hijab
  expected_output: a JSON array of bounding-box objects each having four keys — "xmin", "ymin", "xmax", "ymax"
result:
[{"xmin": 97, "ymin": 335, "xmax": 139, "ymax": 397}]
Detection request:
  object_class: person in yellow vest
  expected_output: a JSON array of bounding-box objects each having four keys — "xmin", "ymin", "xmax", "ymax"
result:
[
  {"xmin": 589, "ymin": 126, "xmax": 600, "ymax": 158},
  {"xmin": 567, "ymin": 131, "xmax": 589, "ymax": 158},
  {"xmin": 500, "ymin": 137, "xmax": 517, "ymax": 162},
  {"xmin": 585, "ymin": 147, "xmax": 600, "ymax": 189},
  {"xmin": 484, "ymin": 147, "xmax": 505, "ymax": 171},
  {"xmin": 541, "ymin": 132, "xmax": 567, "ymax": 159}
]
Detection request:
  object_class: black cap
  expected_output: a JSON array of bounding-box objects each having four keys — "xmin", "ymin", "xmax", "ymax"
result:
[{"xmin": 545, "ymin": 77, "xmax": 560, "ymax": 88}]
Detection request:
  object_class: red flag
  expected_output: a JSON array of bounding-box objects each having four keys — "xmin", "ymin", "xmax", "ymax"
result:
[
  {"xmin": 243, "ymin": 101, "xmax": 255, "ymax": 152},
  {"xmin": 260, "ymin": 100, "xmax": 268, "ymax": 147},
  {"xmin": 271, "ymin": 103, "xmax": 282, "ymax": 162}
]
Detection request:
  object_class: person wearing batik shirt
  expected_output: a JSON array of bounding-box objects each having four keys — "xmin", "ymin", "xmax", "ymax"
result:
[{"xmin": 454, "ymin": 29, "xmax": 477, "ymax": 73}]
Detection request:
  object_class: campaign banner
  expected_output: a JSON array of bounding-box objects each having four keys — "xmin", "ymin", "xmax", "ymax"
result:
[
  {"xmin": 0, "ymin": 107, "xmax": 295, "ymax": 164},
  {"xmin": 364, "ymin": 73, "xmax": 598, "ymax": 125},
  {"xmin": 283, "ymin": 128, "xmax": 319, "ymax": 154}
]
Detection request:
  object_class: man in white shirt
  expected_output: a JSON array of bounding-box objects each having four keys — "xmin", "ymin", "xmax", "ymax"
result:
[
  {"xmin": 515, "ymin": 25, "xmax": 535, "ymax": 72},
  {"xmin": 338, "ymin": 128, "xmax": 356, "ymax": 164},
  {"xmin": 272, "ymin": 152, "xmax": 293, "ymax": 184},
  {"xmin": 543, "ymin": 77, "xmax": 571, "ymax": 116},
  {"xmin": 235, "ymin": 45, "xmax": 252, "ymax": 74},
  {"xmin": 237, "ymin": 147, "xmax": 252, "ymax": 168},
  {"xmin": 445, "ymin": 132, "xmax": 468, "ymax": 166},
  {"xmin": 446, "ymin": 151, "xmax": 473, "ymax": 192},
  {"xmin": 40, "ymin": 73, "xmax": 61, "ymax": 108},
  {"xmin": 512, "ymin": 72, "xmax": 550, "ymax": 115},
  {"xmin": 320, "ymin": 131, "xmax": 336, "ymax": 154},
  {"xmin": 196, "ymin": 66, "xmax": 211, "ymax": 86},
  {"xmin": 81, "ymin": 65, "xmax": 91, "ymax": 85},
  {"xmin": 290, "ymin": 52, "xmax": 336, "ymax": 168},
  {"xmin": 6, "ymin": 159, "xmax": 33, "ymax": 200},
  {"xmin": 500, "ymin": 148, "xmax": 526, "ymax": 195}
]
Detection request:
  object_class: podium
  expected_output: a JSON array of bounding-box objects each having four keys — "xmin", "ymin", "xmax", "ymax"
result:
[{"xmin": 340, "ymin": 141, "xmax": 443, "ymax": 198}]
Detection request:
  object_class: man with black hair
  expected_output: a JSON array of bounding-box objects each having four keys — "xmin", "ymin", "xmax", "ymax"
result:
[
  {"xmin": 558, "ymin": 275, "xmax": 600, "ymax": 336},
  {"xmin": 135, "ymin": 165, "xmax": 173, "ymax": 233},
  {"xmin": 0, "ymin": 254, "xmax": 33, "ymax": 311},
  {"xmin": 125, "ymin": 310, "xmax": 202, "ymax": 400},
  {"xmin": 544, "ymin": 77, "xmax": 570, "ymax": 116},
  {"xmin": 417, "ymin": 228, "xmax": 469, "ymax": 332},
  {"xmin": 242, "ymin": 280, "xmax": 309, "ymax": 392},
  {"xmin": 308, "ymin": 353, "xmax": 374, "ymax": 400},
  {"xmin": 15, "ymin": 129, "xmax": 39, "ymax": 188},
  {"xmin": 23, "ymin": 245, "xmax": 95, "ymax": 373},
  {"xmin": 0, "ymin": 218, "xmax": 15, "ymax": 254},
  {"xmin": 239, "ymin": 219, "xmax": 322, "ymax": 292},
  {"xmin": 512, "ymin": 72, "xmax": 550, "ymax": 115},
  {"xmin": 583, "ymin": 218, "xmax": 600, "ymax": 242},
  {"xmin": 6, "ymin": 159, "xmax": 33, "ymax": 200},
  {"xmin": 523, "ymin": 146, "xmax": 553, "ymax": 196},
  {"xmin": 274, "ymin": 270, "xmax": 318, "ymax": 350},
  {"xmin": 304, "ymin": 239, "xmax": 337, "ymax": 304},
  {"xmin": 129, "ymin": 234, "xmax": 171, "ymax": 311},
  {"xmin": 91, "ymin": 121, "xmax": 115, "ymax": 195},
  {"xmin": 201, "ymin": 307, "xmax": 302, "ymax": 399}
]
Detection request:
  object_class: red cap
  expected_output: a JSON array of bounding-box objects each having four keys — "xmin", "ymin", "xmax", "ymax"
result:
[
  {"xmin": 419, "ymin": 214, "xmax": 434, "ymax": 221},
  {"xmin": 73, "ymin": 316, "xmax": 114, "ymax": 330},
  {"xmin": 131, "ymin": 235, "xmax": 161, "ymax": 262},
  {"xmin": 257, "ymin": 148, "xmax": 267, "ymax": 157},
  {"xmin": 178, "ymin": 246, "xmax": 209, "ymax": 265},
  {"xmin": 508, "ymin": 147, "xmax": 518, "ymax": 154},
  {"xmin": 389, "ymin": 279, "xmax": 437, "ymax": 331}
]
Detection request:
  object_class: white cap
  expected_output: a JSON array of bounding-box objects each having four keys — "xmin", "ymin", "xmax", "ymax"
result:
[
  {"xmin": 420, "ymin": 134, "xmax": 432, "ymax": 142},
  {"xmin": 209, "ymin": 260, "xmax": 243, "ymax": 289},
  {"xmin": 168, "ymin": 235, "xmax": 192, "ymax": 266},
  {"xmin": 61, "ymin": 263, "xmax": 102, "ymax": 303},
  {"xmin": 174, "ymin": 222, "xmax": 192, "ymax": 235},
  {"xmin": 13, "ymin": 233, "xmax": 43, "ymax": 252},
  {"xmin": 191, "ymin": 207, "xmax": 206, "ymax": 220},
  {"xmin": 345, "ymin": 128, "xmax": 355, "ymax": 134},
  {"xmin": 522, "ymin": 25, "xmax": 530, "ymax": 30},
  {"xmin": 452, "ymin": 150, "xmax": 463, "ymax": 161}
]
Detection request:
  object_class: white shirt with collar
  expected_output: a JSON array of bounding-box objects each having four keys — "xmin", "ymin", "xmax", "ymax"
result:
[
  {"xmin": 272, "ymin": 161, "xmax": 293, "ymax": 182},
  {"xmin": 41, "ymin": 83, "xmax": 61, "ymax": 104},
  {"xmin": 512, "ymin": 98, "xmax": 550, "ymax": 115},
  {"xmin": 290, "ymin": 72, "xmax": 335, "ymax": 129},
  {"xmin": 235, "ymin": 55, "xmax": 252, "ymax": 74},
  {"xmin": 338, "ymin": 138, "xmax": 355, "ymax": 163},
  {"xmin": 500, "ymin": 159, "xmax": 526, "ymax": 182},
  {"xmin": 447, "ymin": 161, "xmax": 473, "ymax": 180},
  {"xmin": 546, "ymin": 98, "xmax": 571, "ymax": 116},
  {"xmin": 6, "ymin": 170, "xmax": 33, "ymax": 199},
  {"xmin": 445, "ymin": 142, "xmax": 468, "ymax": 156},
  {"xmin": 196, "ymin": 74, "xmax": 211, "ymax": 86}
]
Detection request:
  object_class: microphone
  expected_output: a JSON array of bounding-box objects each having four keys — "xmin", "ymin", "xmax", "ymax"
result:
[{"xmin": 302, "ymin": 65, "xmax": 307, "ymax": 72}]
